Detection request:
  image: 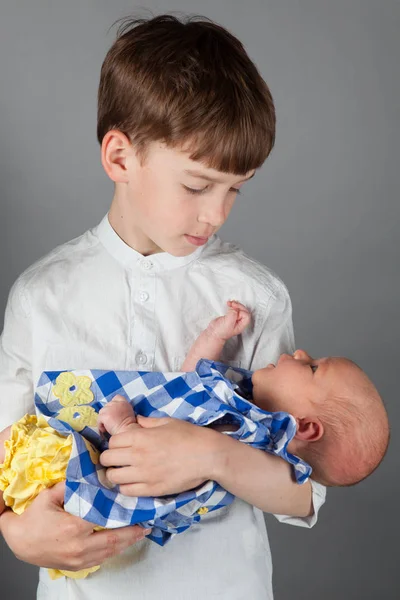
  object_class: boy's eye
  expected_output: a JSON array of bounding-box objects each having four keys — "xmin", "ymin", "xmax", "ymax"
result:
[
  {"xmin": 310, "ymin": 365, "xmax": 318, "ymax": 373},
  {"xmin": 183, "ymin": 185, "xmax": 241, "ymax": 195},
  {"xmin": 183, "ymin": 185, "xmax": 207, "ymax": 195}
]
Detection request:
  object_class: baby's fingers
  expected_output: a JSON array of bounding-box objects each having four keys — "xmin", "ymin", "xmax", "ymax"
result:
[
  {"xmin": 225, "ymin": 305, "xmax": 240, "ymax": 322},
  {"xmin": 238, "ymin": 308, "xmax": 252, "ymax": 324},
  {"xmin": 227, "ymin": 300, "xmax": 250, "ymax": 313}
]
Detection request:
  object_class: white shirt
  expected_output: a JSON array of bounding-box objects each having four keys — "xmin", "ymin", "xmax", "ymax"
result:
[{"xmin": 0, "ymin": 214, "xmax": 326, "ymax": 600}]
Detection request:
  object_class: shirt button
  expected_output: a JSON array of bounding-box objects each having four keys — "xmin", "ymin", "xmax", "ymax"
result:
[
  {"xmin": 136, "ymin": 352, "xmax": 147, "ymax": 365},
  {"xmin": 139, "ymin": 291, "xmax": 149, "ymax": 302},
  {"xmin": 141, "ymin": 260, "xmax": 153, "ymax": 270}
]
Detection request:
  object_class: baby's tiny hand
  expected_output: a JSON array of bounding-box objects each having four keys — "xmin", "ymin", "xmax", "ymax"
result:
[
  {"xmin": 98, "ymin": 395, "xmax": 139, "ymax": 436},
  {"xmin": 207, "ymin": 300, "xmax": 251, "ymax": 341}
]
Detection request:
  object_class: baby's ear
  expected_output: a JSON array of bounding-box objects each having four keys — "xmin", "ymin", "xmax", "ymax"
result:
[{"xmin": 295, "ymin": 417, "xmax": 324, "ymax": 442}]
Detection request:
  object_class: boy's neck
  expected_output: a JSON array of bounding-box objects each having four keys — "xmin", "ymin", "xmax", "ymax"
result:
[{"xmin": 108, "ymin": 192, "xmax": 162, "ymax": 256}]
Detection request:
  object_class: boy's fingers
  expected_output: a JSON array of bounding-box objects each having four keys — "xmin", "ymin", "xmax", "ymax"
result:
[
  {"xmin": 105, "ymin": 466, "xmax": 140, "ymax": 486},
  {"xmin": 100, "ymin": 448, "xmax": 136, "ymax": 467},
  {"xmin": 107, "ymin": 417, "xmax": 171, "ymax": 451},
  {"xmin": 46, "ymin": 481, "xmax": 66, "ymax": 507},
  {"xmin": 42, "ymin": 485, "xmax": 100, "ymax": 532},
  {"xmin": 119, "ymin": 483, "xmax": 150, "ymax": 497},
  {"xmin": 136, "ymin": 416, "xmax": 171, "ymax": 428},
  {"xmin": 107, "ymin": 430, "xmax": 136, "ymax": 449},
  {"xmin": 87, "ymin": 525, "xmax": 151, "ymax": 558}
]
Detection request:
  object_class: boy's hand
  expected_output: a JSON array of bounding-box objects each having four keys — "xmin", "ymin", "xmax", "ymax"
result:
[
  {"xmin": 0, "ymin": 425, "xmax": 12, "ymax": 516},
  {"xmin": 0, "ymin": 482, "xmax": 150, "ymax": 570},
  {"xmin": 100, "ymin": 416, "xmax": 220, "ymax": 497},
  {"xmin": 207, "ymin": 301, "xmax": 251, "ymax": 342}
]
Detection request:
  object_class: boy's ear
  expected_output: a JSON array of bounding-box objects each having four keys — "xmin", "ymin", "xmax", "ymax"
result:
[
  {"xmin": 295, "ymin": 417, "xmax": 324, "ymax": 442},
  {"xmin": 101, "ymin": 129, "xmax": 132, "ymax": 183}
]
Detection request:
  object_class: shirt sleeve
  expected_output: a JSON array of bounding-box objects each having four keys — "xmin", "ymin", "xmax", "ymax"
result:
[
  {"xmin": 0, "ymin": 277, "xmax": 34, "ymax": 431},
  {"xmin": 273, "ymin": 480, "xmax": 327, "ymax": 527},
  {"xmin": 248, "ymin": 278, "xmax": 327, "ymax": 528}
]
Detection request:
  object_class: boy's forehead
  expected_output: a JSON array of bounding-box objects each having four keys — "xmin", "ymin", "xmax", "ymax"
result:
[
  {"xmin": 183, "ymin": 167, "xmax": 256, "ymax": 184},
  {"xmin": 148, "ymin": 141, "xmax": 256, "ymax": 182}
]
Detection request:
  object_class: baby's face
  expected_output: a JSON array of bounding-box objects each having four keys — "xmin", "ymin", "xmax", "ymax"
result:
[{"xmin": 251, "ymin": 350, "xmax": 347, "ymax": 415}]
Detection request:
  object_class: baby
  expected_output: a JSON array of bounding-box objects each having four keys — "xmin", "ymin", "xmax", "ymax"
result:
[{"xmin": 99, "ymin": 300, "xmax": 389, "ymax": 488}]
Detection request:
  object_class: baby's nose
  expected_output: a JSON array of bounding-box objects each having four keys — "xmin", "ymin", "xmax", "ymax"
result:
[{"xmin": 293, "ymin": 349, "xmax": 312, "ymax": 361}]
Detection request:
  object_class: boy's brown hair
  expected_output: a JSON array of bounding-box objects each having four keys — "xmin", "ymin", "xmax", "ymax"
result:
[{"xmin": 97, "ymin": 14, "xmax": 275, "ymax": 175}]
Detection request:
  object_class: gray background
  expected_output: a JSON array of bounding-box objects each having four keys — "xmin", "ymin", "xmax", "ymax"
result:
[{"xmin": 0, "ymin": 1, "xmax": 398, "ymax": 598}]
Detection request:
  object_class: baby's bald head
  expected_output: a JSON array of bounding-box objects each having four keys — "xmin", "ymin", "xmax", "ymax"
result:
[{"xmin": 301, "ymin": 359, "xmax": 389, "ymax": 487}]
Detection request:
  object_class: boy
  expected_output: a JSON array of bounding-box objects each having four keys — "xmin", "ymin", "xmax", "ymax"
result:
[{"xmin": 0, "ymin": 14, "xmax": 326, "ymax": 600}]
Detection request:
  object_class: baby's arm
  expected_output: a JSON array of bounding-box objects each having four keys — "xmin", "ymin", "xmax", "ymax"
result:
[
  {"xmin": 0, "ymin": 425, "xmax": 12, "ymax": 515},
  {"xmin": 181, "ymin": 301, "xmax": 251, "ymax": 371},
  {"xmin": 98, "ymin": 395, "xmax": 139, "ymax": 436}
]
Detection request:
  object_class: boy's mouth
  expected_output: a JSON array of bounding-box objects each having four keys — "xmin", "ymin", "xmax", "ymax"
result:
[{"xmin": 184, "ymin": 234, "xmax": 209, "ymax": 246}]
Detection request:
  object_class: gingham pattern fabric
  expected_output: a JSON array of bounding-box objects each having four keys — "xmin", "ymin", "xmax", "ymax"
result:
[{"xmin": 34, "ymin": 359, "xmax": 312, "ymax": 546}]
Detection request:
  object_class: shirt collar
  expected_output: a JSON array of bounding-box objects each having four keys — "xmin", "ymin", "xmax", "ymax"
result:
[{"xmin": 94, "ymin": 213, "xmax": 209, "ymax": 272}]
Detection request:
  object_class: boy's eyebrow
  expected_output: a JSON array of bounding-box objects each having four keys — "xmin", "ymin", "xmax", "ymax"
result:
[{"xmin": 184, "ymin": 169, "xmax": 256, "ymax": 183}]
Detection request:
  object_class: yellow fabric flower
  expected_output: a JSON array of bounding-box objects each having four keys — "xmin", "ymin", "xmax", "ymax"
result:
[
  {"xmin": 197, "ymin": 507, "xmax": 209, "ymax": 515},
  {"xmin": 53, "ymin": 372, "xmax": 94, "ymax": 407},
  {"xmin": 0, "ymin": 414, "xmax": 101, "ymax": 580},
  {"xmin": 58, "ymin": 406, "xmax": 98, "ymax": 432}
]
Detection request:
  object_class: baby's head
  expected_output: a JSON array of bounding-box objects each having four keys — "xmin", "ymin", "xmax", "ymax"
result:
[{"xmin": 252, "ymin": 350, "xmax": 389, "ymax": 487}]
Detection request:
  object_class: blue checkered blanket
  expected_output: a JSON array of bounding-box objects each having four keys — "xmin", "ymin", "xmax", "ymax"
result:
[{"xmin": 34, "ymin": 359, "xmax": 311, "ymax": 546}]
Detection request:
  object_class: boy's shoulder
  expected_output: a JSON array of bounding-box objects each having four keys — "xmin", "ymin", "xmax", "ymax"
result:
[
  {"xmin": 197, "ymin": 236, "xmax": 290, "ymax": 303},
  {"xmin": 12, "ymin": 226, "xmax": 99, "ymax": 298}
]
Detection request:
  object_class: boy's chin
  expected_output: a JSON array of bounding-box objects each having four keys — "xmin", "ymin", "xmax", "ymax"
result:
[{"xmin": 165, "ymin": 245, "xmax": 198, "ymax": 257}]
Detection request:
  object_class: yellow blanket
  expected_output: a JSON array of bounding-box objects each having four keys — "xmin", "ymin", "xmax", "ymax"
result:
[{"xmin": 0, "ymin": 414, "xmax": 100, "ymax": 579}]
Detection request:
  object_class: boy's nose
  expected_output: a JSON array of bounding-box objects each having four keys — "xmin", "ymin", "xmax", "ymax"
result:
[
  {"xmin": 198, "ymin": 209, "xmax": 225, "ymax": 228},
  {"xmin": 198, "ymin": 198, "xmax": 228, "ymax": 228}
]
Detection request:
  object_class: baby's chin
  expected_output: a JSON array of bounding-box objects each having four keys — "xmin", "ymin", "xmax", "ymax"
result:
[{"xmin": 251, "ymin": 389, "xmax": 275, "ymax": 412}]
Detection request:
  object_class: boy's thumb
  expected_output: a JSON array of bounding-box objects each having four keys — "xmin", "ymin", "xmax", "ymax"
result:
[
  {"xmin": 47, "ymin": 481, "xmax": 66, "ymax": 507},
  {"xmin": 136, "ymin": 415, "xmax": 171, "ymax": 428}
]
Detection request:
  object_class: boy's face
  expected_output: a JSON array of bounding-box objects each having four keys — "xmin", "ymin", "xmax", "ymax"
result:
[
  {"xmin": 251, "ymin": 350, "xmax": 351, "ymax": 416},
  {"xmin": 120, "ymin": 141, "xmax": 255, "ymax": 256}
]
